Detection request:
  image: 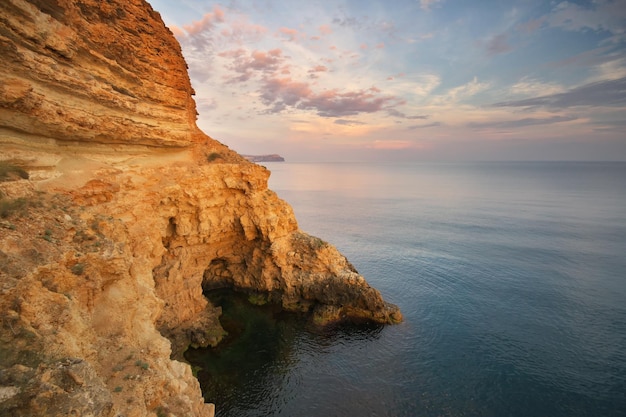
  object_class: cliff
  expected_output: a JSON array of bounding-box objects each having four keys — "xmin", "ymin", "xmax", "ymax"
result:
[{"xmin": 0, "ymin": 1, "xmax": 401, "ymax": 416}]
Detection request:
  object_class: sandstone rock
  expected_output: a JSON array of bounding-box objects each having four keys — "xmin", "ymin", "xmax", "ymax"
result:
[{"xmin": 0, "ymin": 1, "xmax": 402, "ymax": 416}]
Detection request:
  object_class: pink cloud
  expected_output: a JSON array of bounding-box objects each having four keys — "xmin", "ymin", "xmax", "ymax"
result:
[
  {"xmin": 169, "ymin": 24, "xmax": 185, "ymax": 38},
  {"xmin": 260, "ymin": 77, "xmax": 313, "ymax": 112},
  {"xmin": 278, "ymin": 27, "xmax": 301, "ymax": 42},
  {"xmin": 223, "ymin": 48, "xmax": 286, "ymax": 83},
  {"xmin": 218, "ymin": 48, "xmax": 246, "ymax": 58},
  {"xmin": 308, "ymin": 65, "xmax": 329, "ymax": 79},
  {"xmin": 224, "ymin": 20, "xmax": 267, "ymax": 44},
  {"xmin": 309, "ymin": 65, "xmax": 328, "ymax": 73},
  {"xmin": 360, "ymin": 43, "xmax": 369, "ymax": 50},
  {"xmin": 259, "ymin": 77, "xmax": 398, "ymax": 117},
  {"xmin": 182, "ymin": 6, "xmax": 225, "ymax": 36},
  {"xmin": 375, "ymin": 42, "xmax": 385, "ymax": 49},
  {"xmin": 319, "ymin": 24, "xmax": 333, "ymax": 35}
]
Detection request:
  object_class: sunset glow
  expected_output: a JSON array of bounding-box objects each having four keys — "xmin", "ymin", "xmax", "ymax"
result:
[{"xmin": 149, "ymin": 0, "xmax": 626, "ymax": 161}]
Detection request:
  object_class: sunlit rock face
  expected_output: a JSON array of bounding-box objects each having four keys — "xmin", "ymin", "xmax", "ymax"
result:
[
  {"xmin": 0, "ymin": 0, "xmax": 197, "ymax": 148},
  {"xmin": 0, "ymin": 1, "xmax": 401, "ymax": 416}
]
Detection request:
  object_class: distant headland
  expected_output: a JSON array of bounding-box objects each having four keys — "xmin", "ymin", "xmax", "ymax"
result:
[{"xmin": 242, "ymin": 154, "xmax": 285, "ymax": 162}]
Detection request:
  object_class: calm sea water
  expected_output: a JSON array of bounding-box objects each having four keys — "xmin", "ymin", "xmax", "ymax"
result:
[{"xmin": 186, "ymin": 162, "xmax": 626, "ymax": 417}]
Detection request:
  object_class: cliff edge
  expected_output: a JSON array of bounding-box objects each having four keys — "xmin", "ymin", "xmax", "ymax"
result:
[{"xmin": 0, "ymin": 1, "xmax": 401, "ymax": 416}]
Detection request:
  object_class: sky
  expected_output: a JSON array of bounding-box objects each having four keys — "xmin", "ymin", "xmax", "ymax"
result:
[{"xmin": 148, "ymin": 0, "xmax": 626, "ymax": 161}]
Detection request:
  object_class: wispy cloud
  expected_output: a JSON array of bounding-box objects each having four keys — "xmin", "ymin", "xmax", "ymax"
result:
[
  {"xmin": 387, "ymin": 109, "xmax": 429, "ymax": 120},
  {"xmin": 334, "ymin": 119, "xmax": 366, "ymax": 126},
  {"xmin": 408, "ymin": 122, "xmax": 441, "ymax": 129},
  {"xmin": 420, "ymin": 0, "xmax": 444, "ymax": 11},
  {"xmin": 432, "ymin": 77, "xmax": 489, "ymax": 105},
  {"xmin": 150, "ymin": 0, "xmax": 626, "ymax": 160},
  {"xmin": 547, "ymin": 0, "xmax": 626, "ymax": 35},
  {"xmin": 494, "ymin": 77, "xmax": 626, "ymax": 108},
  {"xmin": 277, "ymin": 27, "xmax": 302, "ymax": 42},
  {"xmin": 319, "ymin": 24, "xmax": 333, "ymax": 35},
  {"xmin": 484, "ymin": 33, "xmax": 513, "ymax": 57},
  {"xmin": 510, "ymin": 77, "xmax": 564, "ymax": 97},
  {"xmin": 468, "ymin": 115, "xmax": 578, "ymax": 129},
  {"xmin": 179, "ymin": 6, "xmax": 224, "ymax": 36}
]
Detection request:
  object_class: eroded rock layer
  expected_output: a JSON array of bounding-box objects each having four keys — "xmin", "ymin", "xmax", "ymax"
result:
[
  {"xmin": 0, "ymin": 1, "xmax": 402, "ymax": 416},
  {"xmin": 0, "ymin": 0, "xmax": 198, "ymax": 148}
]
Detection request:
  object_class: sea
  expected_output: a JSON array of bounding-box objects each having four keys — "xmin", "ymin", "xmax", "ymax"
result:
[{"xmin": 185, "ymin": 161, "xmax": 626, "ymax": 417}]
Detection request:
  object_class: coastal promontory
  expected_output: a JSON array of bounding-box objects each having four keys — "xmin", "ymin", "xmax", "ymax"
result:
[{"xmin": 0, "ymin": 1, "xmax": 401, "ymax": 416}]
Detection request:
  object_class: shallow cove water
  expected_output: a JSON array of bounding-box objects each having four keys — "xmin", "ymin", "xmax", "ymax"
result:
[
  {"xmin": 184, "ymin": 289, "xmax": 384, "ymax": 416},
  {"xmin": 186, "ymin": 162, "xmax": 626, "ymax": 417}
]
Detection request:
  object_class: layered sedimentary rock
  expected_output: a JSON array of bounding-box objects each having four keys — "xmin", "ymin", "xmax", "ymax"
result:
[
  {"xmin": 0, "ymin": 0, "xmax": 214, "ymax": 150},
  {"xmin": 0, "ymin": 0, "xmax": 401, "ymax": 416}
]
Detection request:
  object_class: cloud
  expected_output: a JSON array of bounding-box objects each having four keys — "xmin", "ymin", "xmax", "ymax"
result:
[
  {"xmin": 591, "ymin": 118, "xmax": 626, "ymax": 132},
  {"xmin": 259, "ymin": 77, "xmax": 399, "ymax": 117},
  {"xmin": 432, "ymin": 76, "xmax": 489, "ymax": 104},
  {"xmin": 334, "ymin": 119, "xmax": 366, "ymax": 126},
  {"xmin": 278, "ymin": 27, "xmax": 302, "ymax": 42},
  {"xmin": 387, "ymin": 109, "xmax": 429, "ymax": 119},
  {"xmin": 420, "ymin": 0, "xmax": 444, "ymax": 11},
  {"xmin": 319, "ymin": 24, "xmax": 333, "ymax": 35},
  {"xmin": 411, "ymin": 73, "xmax": 441, "ymax": 96},
  {"xmin": 330, "ymin": 15, "xmax": 396, "ymax": 35},
  {"xmin": 548, "ymin": 46, "xmax": 618, "ymax": 70},
  {"xmin": 220, "ymin": 48, "xmax": 286, "ymax": 83},
  {"xmin": 170, "ymin": 6, "xmax": 227, "ymax": 50},
  {"xmin": 589, "ymin": 57, "xmax": 626, "ymax": 82},
  {"xmin": 517, "ymin": 17, "xmax": 546, "ymax": 34},
  {"xmin": 467, "ymin": 115, "xmax": 578, "ymax": 129},
  {"xmin": 260, "ymin": 77, "xmax": 312, "ymax": 113},
  {"xmin": 407, "ymin": 32, "xmax": 434, "ymax": 43},
  {"xmin": 181, "ymin": 6, "xmax": 225, "ymax": 36},
  {"xmin": 408, "ymin": 122, "xmax": 441, "ymax": 129},
  {"xmin": 547, "ymin": 0, "xmax": 626, "ymax": 35},
  {"xmin": 308, "ymin": 65, "xmax": 328, "ymax": 78},
  {"xmin": 303, "ymin": 90, "xmax": 397, "ymax": 117},
  {"xmin": 331, "ymin": 17, "xmax": 362, "ymax": 29},
  {"xmin": 494, "ymin": 76, "xmax": 626, "ymax": 108},
  {"xmin": 485, "ymin": 33, "xmax": 513, "ymax": 56},
  {"xmin": 196, "ymin": 97, "xmax": 218, "ymax": 113},
  {"xmin": 309, "ymin": 65, "xmax": 328, "ymax": 73},
  {"xmin": 510, "ymin": 77, "xmax": 564, "ymax": 97}
]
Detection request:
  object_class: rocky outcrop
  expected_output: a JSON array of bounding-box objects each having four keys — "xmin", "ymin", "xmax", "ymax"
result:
[
  {"xmin": 0, "ymin": 1, "xmax": 402, "ymax": 416},
  {"xmin": 0, "ymin": 0, "xmax": 204, "ymax": 149},
  {"xmin": 242, "ymin": 154, "xmax": 285, "ymax": 162}
]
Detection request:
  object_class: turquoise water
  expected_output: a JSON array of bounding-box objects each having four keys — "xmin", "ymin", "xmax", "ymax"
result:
[{"xmin": 187, "ymin": 162, "xmax": 626, "ymax": 416}]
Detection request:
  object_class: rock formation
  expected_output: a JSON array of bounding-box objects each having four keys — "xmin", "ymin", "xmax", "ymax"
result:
[
  {"xmin": 242, "ymin": 154, "xmax": 285, "ymax": 162},
  {"xmin": 0, "ymin": 0, "xmax": 402, "ymax": 416}
]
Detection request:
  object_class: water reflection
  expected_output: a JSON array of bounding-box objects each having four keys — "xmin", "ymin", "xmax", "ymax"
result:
[{"xmin": 184, "ymin": 289, "xmax": 383, "ymax": 417}]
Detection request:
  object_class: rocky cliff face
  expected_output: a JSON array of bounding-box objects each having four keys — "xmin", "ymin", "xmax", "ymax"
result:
[{"xmin": 0, "ymin": 1, "xmax": 401, "ymax": 416}]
